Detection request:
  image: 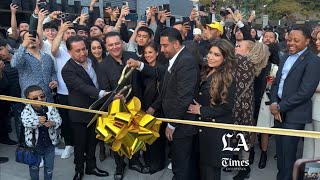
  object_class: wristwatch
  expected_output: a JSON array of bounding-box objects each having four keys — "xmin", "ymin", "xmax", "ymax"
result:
[{"xmin": 277, "ymin": 104, "xmax": 280, "ymax": 112}]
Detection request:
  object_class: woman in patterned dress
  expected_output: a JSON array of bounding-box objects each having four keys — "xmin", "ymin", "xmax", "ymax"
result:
[{"xmin": 232, "ymin": 40, "xmax": 270, "ymax": 180}]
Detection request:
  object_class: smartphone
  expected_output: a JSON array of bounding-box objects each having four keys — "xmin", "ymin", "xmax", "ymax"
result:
[
  {"xmin": 293, "ymin": 159, "xmax": 320, "ymax": 180},
  {"xmin": 199, "ymin": 6, "xmax": 205, "ymax": 12},
  {"xmin": 158, "ymin": 5, "xmax": 163, "ymax": 11},
  {"xmin": 141, "ymin": 15, "xmax": 147, "ymax": 22},
  {"xmin": 163, "ymin": 4, "xmax": 170, "ymax": 13},
  {"xmin": 11, "ymin": 0, "xmax": 18, "ymax": 6},
  {"xmin": 30, "ymin": 30, "xmax": 37, "ymax": 38},
  {"xmin": 82, "ymin": 7, "xmax": 89, "ymax": 14},
  {"xmin": 38, "ymin": 2, "xmax": 47, "ymax": 10},
  {"xmin": 122, "ymin": 1, "xmax": 129, "ymax": 7},
  {"xmin": 251, "ymin": 10, "xmax": 256, "ymax": 16}
]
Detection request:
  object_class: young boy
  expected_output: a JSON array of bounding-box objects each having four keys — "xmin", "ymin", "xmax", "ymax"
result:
[{"xmin": 21, "ymin": 85, "xmax": 62, "ymax": 180}]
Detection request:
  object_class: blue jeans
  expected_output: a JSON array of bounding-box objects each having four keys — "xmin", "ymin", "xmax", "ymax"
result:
[{"xmin": 29, "ymin": 144, "xmax": 55, "ymax": 180}]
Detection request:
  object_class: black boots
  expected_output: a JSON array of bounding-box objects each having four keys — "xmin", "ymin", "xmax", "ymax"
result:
[
  {"xmin": 249, "ymin": 148, "xmax": 255, "ymax": 165},
  {"xmin": 258, "ymin": 151, "xmax": 267, "ymax": 169},
  {"xmin": 233, "ymin": 166, "xmax": 251, "ymax": 180}
]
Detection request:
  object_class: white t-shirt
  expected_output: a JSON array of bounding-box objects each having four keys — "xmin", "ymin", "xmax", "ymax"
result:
[{"xmin": 54, "ymin": 45, "xmax": 70, "ymax": 95}]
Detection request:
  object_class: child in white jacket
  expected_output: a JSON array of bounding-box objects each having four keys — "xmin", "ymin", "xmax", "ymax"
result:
[{"xmin": 21, "ymin": 85, "xmax": 62, "ymax": 180}]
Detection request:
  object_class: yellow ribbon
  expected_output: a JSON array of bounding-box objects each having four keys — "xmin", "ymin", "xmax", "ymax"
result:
[
  {"xmin": 95, "ymin": 97, "xmax": 161, "ymax": 158},
  {"xmin": 1, "ymin": 95, "xmax": 320, "ymax": 140}
]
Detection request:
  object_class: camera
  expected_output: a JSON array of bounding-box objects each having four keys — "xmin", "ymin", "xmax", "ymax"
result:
[
  {"xmin": 59, "ymin": 13, "xmax": 70, "ymax": 21},
  {"xmin": 219, "ymin": 6, "xmax": 235, "ymax": 17}
]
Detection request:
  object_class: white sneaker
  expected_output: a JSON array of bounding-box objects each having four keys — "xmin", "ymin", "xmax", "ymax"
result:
[
  {"xmin": 55, "ymin": 147, "xmax": 64, "ymax": 156},
  {"xmin": 39, "ymin": 158, "xmax": 44, "ymax": 168},
  {"xmin": 61, "ymin": 146, "xmax": 74, "ymax": 159},
  {"xmin": 167, "ymin": 162, "xmax": 172, "ymax": 170}
]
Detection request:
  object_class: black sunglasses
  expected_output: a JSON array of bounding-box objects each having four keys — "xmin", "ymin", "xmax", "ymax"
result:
[{"xmin": 29, "ymin": 95, "xmax": 46, "ymax": 101}]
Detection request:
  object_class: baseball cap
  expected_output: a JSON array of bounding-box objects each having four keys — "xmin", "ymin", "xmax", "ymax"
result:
[
  {"xmin": 193, "ymin": 28, "xmax": 202, "ymax": 35},
  {"xmin": 207, "ymin": 21, "xmax": 224, "ymax": 34}
]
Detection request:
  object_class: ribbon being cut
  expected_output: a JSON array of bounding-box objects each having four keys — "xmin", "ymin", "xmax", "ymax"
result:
[{"xmin": 95, "ymin": 97, "xmax": 161, "ymax": 159}]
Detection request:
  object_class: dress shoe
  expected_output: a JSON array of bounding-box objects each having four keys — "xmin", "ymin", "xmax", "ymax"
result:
[
  {"xmin": 233, "ymin": 166, "xmax": 251, "ymax": 180},
  {"xmin": 0, "ymin": 157, "xmax": 9, "ymax": 164},
  {"xmin": 258, "ymin": 151, "xmax": 267, "ymax": 169},
  {"xmin": 249, "ymin": 147, "xmax": 255, "ymax": 165},
  {"xmin": 129, "ymin": 163, "xmax": 150, "ymax": 174},
  {"xmin": 73, "ymin": 172, "xmax": 83, "ymax": 180},
  {"xmin": 85, "ymin": 167, "xmax": 109, "ymax": 177},
  {"xmin": 114, "ymin": 165, "xmax": 125, "ymax": 180}
]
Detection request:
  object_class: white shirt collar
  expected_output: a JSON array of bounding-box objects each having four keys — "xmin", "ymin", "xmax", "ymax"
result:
[{"xmin": 168, "ymin": 46, "xmax": 185, "ymax": 72}]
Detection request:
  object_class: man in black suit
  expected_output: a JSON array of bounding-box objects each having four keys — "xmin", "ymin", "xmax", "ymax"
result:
[
  {"xmin": 98, "ymin": 32, "xmax": 147, "ymax": 180},
  {"xmin": 61, "ymin": 36, "xmax": 109, "ymax": 180},
  {"xmin": 129, "ymin": 28, "xmax": 199, "ymax": 180},
  {"xmin": 270, "ymin": 25, "xmax": 320, "ymax": 180}
]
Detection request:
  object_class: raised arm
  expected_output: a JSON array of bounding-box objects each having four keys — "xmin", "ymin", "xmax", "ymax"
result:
[
  {"xmin": 51, "ymin": 21, "xmax": 73, "ymax": 57},
  {"xmin": 10, "ymin": 3, "xmax": 19, "ymax": 40}
]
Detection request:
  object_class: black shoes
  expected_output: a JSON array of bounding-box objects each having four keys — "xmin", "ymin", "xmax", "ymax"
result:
[
  {"xmin": 258, "ymin": 151, "xmax": 267, "ymax": 169},
  {"xmin": 249, "ymin": 147, "xmax": 255, "ymax": 165},
  {"xmin": 73, "ymin": 172, "xmax": 83, "ymax": 180},
  {"xmin": 85, "ymin": 167, "xmax": 109, "ymax": 177},
  {"xmin": 0, "ymin": 157, "xmax": 9, "ymax": 164},
  {"xmin": 114, "ymin": 164, "xmax": 126, "ymax": 180},
  {"xmin": 0, "ymin": 138, "xmax": 18, "ymax": 146},
  {"xmin": 233, "ymin": 166, "xmax": 251, "ymax": 180},
  {"xmin": 129, "ymin": 163, "xmax": 150, "ymax": 174}
]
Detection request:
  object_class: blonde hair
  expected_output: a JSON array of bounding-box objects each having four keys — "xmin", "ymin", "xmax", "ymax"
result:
[{"xmin": 244, "ymin": 41, "xmax": 271, "ymax": 76}]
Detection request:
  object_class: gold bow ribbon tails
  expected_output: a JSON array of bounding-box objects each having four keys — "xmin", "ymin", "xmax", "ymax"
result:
[{"xmin": 95, "ymin": 97, "xmax": 162, "ymax": 159}]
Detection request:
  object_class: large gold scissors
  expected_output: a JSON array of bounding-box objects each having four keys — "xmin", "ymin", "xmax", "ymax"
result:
[{"xmin": 87, "ymin": 65, "xmax": 134, "ymax": 127}]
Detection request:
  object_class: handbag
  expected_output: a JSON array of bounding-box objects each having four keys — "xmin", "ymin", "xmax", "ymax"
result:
[{"xmin": 15, "ymin": 126, "xmax": 39, "ymax": 166}]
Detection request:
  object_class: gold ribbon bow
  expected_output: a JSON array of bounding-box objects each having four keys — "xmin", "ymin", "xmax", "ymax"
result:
[{"xmin": 95, "ymin": 96, "xmax": 162, "ymax": 159}]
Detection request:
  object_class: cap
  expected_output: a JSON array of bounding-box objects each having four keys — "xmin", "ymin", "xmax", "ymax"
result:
[
  {"xmin": 193, "ymin": 28, "xmax": 202, "ymax": 35},
  {"xmin": 7, "ymin": 28, "xmax": 12, "ymax": 35},
  {"xmin": 207, "ymin": 21, "xmax": 223, "ymax": 34}
]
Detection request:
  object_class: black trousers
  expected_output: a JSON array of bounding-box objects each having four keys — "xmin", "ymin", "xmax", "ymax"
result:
[
  {"xmin": 114, "ymin": 151, "xmax": 140, "ymax": 170},
  {"xmin": 72, "ymin": 122, "xmax": 97, "ymax": 173},
  {"xmin": 56, "ymin": 94, "xmax": 73, "ymax": 146},
  {"xmin": 200, "ymin": 165, "xmax": 221, "ymax": 180},
  {"xmin": 143, "ymin": 124, "xmax": 166, "ymax": 173},
  {"xmin": 0, "ymin": 106, "xmax": 10, "ymax": 141},
  {"xmin": 171, "ymin": 135, "xmax": 198, "ymax": 180},
  {"xmin": 274, "ymin": 119, "xmax": 305, "ymax": 180}
]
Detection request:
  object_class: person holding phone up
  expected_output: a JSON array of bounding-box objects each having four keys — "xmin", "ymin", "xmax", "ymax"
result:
[{"xmin": 11, "ymin": 31, "xmax": 58, "ymax": 103}]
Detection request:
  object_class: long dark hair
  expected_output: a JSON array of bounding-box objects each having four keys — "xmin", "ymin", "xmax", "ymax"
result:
[
  {"xmin": 141, "ymin": 41, "xmax": 159, "ymax": 64},
  {"xmin": 86, "ymin": 37, "xmax": 106, "ymax": 61},
  {"xmin": 201, "ymin": 39, "xmax": 236, "ymax": 105}
]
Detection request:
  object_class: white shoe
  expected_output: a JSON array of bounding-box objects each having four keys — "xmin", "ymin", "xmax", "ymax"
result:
[
  {"xmin": 61, "ymin": 146, "xmax": 74, "ymax": 159},
  {"xmin": 55, "ymin": 147, "xmax": 64, "ymax": 156},
  {"xmin": 167, "ymin": 162, "xmax": 172, "ymax": 170},
  {"xmin": 39, "ymin": 158, "xmax": 44, "ymax": 168}
]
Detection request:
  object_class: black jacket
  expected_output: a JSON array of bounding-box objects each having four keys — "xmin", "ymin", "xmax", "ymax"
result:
[
  {"xmin": 61, "ymin": 58, "xmax": 101, "ymax": 124},
  {"xmin": 151, "ymin": 48, "xmax": 199, "ymax": 139},
  {"xmin": 2, "ymin": 60, "xmax": 21, "ymax": 98},
  {"xmin": 197, "ymin": 74, "xmax": 236, "ymax": 167},
  {"xmin": 98, "ymin": 51, "xmax": 142, "ymax": 100}
]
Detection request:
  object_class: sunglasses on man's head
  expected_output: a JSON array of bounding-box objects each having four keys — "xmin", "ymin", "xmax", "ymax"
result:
[{"xmin": 29, "ymin": 95, "xmax": 46, "ymax": 101}]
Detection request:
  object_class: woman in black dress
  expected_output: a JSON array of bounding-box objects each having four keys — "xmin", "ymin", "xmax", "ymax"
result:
[
  {"xmin": 188, "ymin": 39, "xmax": 237, "ymax": 180},
  {"xmin": 126, "ymin": 41, "xmax": 167, "ymax": 174}
]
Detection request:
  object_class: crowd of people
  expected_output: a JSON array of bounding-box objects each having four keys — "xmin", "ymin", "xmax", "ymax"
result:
[{"xmin": 1, "ymin": 0, "xmax": 320, "ymax": 180}]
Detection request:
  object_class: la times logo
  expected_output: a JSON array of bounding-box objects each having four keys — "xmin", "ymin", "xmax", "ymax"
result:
[{"xmin": 221, "ymin": 133, "xmax": 250, "ymax": 170}]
